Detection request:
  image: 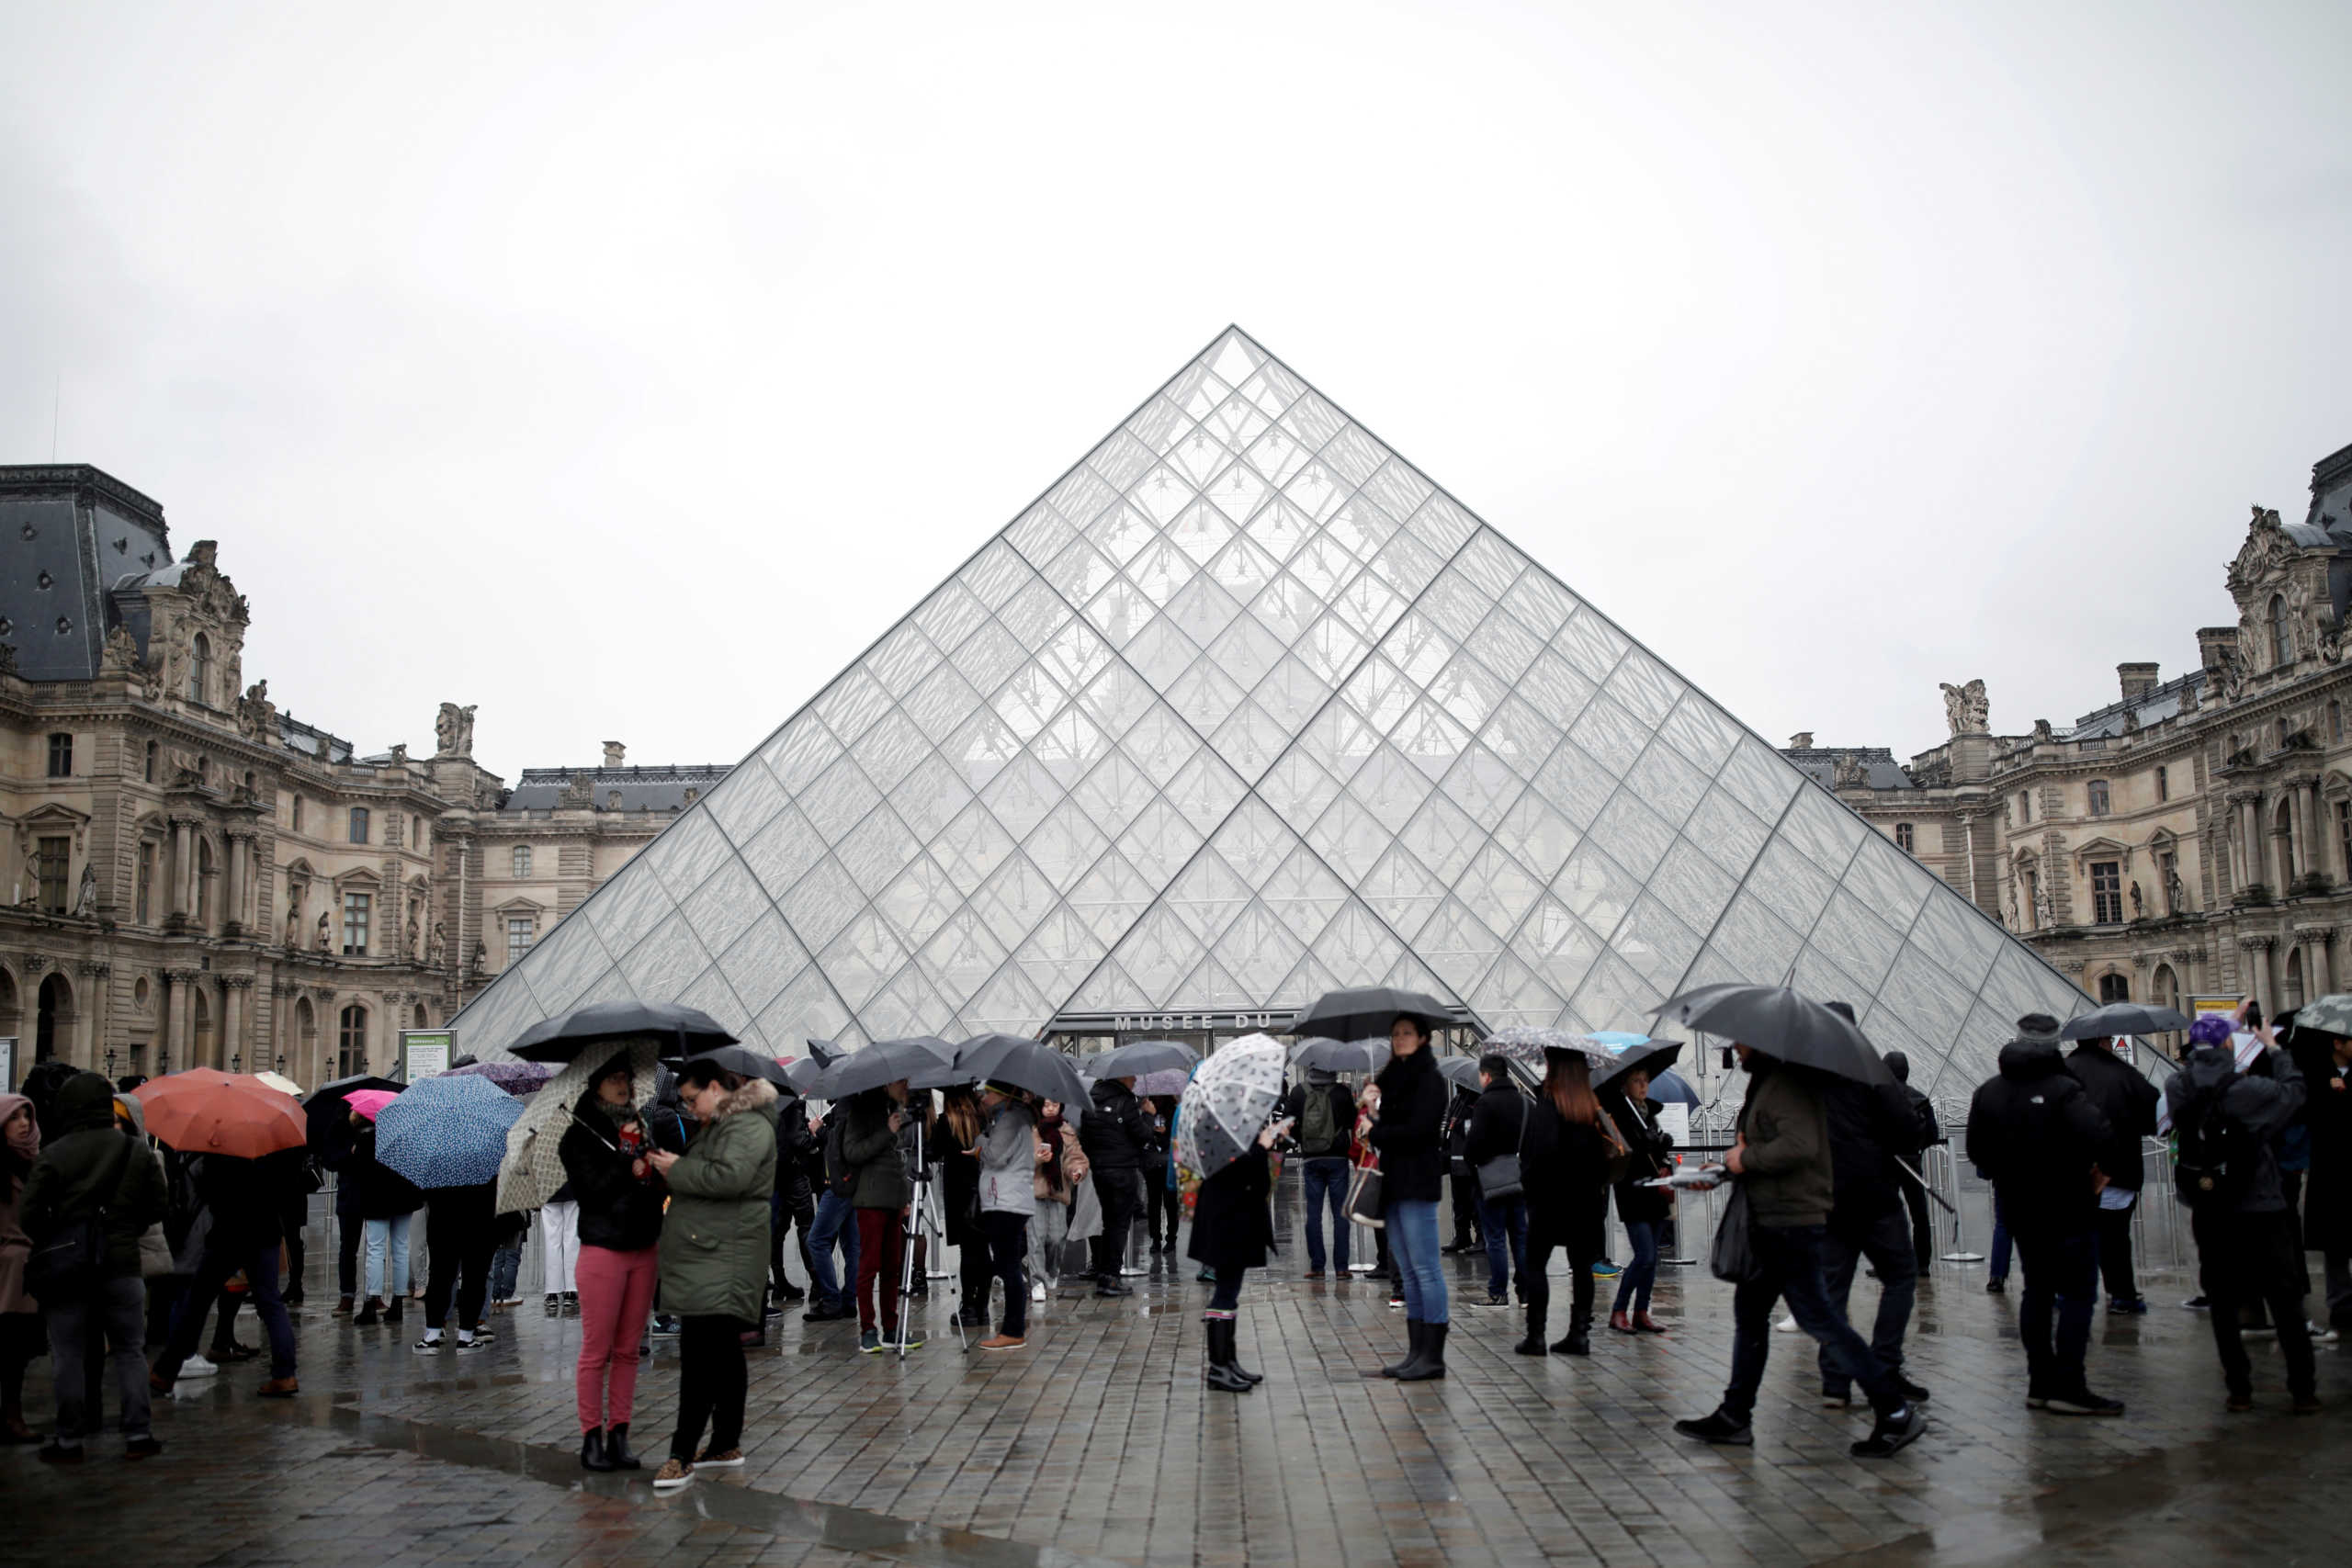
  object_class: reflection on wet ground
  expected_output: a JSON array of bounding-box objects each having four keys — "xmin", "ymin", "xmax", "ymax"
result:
[{"xmin": 8, "ymin": 1174, "xmax": 2349, "ymax": 1567}]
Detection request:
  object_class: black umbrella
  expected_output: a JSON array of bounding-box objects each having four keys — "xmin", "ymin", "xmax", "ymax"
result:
[
  {"xmin": 1595, "ymin": 1037, "xmax": 1684, "ymax": 1089},
  {"xmin": 782, "ymin": 1057, "xmax": 826, "ymax": 1097},
  {"xmin": 1288, "ymin": 985, "xmax": 1456, "ymax": 1043},
  {"xmin": 1435, "ymin": 1055, "xmax": 1486, "ymax": 1091},
  {"xmin": 811, "ymin": 1037, "xmax": 956, "ymax": 1100},
  {"xmin": 1086, "ymin": 1039, "xmax": 1201, "ymax": 1078},
  {"xmin": 1653, "ymin": 984, "xmax": 1891, "ymax": 1085},
  {"xmin": 956, "ymin": 1035, "xmax": 1090, "ymax": 1120},
  {"xmin": 805, "ymin": 1038, "xmax": 846, "ymax": 1067},
  {"xmin": 1290, "ymin": 1036, "xmax": 1390, "ymax": 1074},
  {"xmin": 506, "ymin": 999, "xmax": 739, "ymax": 1064},
  {"xmin": 682, "ymin": 1043, "xmax": 795, "ymax": 1089},
  {"xmin": 2058, "ymin": 1002, "xmax": 2191, "ymax": 1040},
  {"xmin": 301, "ymin": 1073, "xmax": 402, "ymax": 1157}
]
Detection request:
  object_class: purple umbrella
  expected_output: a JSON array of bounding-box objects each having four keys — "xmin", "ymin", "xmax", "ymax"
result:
[
  {"xmin": 1131, "ymin": 1068, "xmax": 1193, "ymax": 1098},
  {"xmin": 444, "ymin": 1059, "xmax": 556, "ymax": 1096}
]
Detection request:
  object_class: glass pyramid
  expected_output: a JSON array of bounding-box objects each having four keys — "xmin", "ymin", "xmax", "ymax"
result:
[{"xmin": 452, "ymin": 328, "xmax": 2085, "ymax": 1096}]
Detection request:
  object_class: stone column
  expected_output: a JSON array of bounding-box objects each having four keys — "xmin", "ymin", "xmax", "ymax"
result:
[
  {"xmin": 2291, "ymin": 783, "xmax": 2316, "ymax": 884},
  {"xmin": 158, "ymin": 970, "xmax": 182, "ymax": 1072},
  {"xmin": 222, "ymin": 976, "xmax": 250, "ymax": 1070},
  {"xmin": 75, "ymin": 960, "xmax": 109, "ymax": 1071},
  {"xmin": 2239, "ymin": 935, "xmax": 2278, "ymax": 1016},
  {"xmin": 170, "ymin": 818, "xmax": 192, "ymax": 917},
  {"xmin": 2299, "ymin": 925, "xmax": 2337, "ymax": 999}
]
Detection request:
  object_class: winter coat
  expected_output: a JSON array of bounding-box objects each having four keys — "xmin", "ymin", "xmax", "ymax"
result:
[
  {"xmin": 0, "ymin": 1092, "xmax": 38, "ymax": 1314},
  {"xmin": 192, "ymin": 1148, "xmax": 309, "ymax": 1250},
  {"xmin": 654, "ymin": 1078, "xmax": 779, "ymax": 1324},
  {"xmin": 2064, "ymin": 1043, "xmax": 2162, "ymax": 1192},
  {"xmin": 1187, "ymin": 1145, "xmax": 1272, "ymax": 1275},
  {"xmin": 1822, "ymin": 1076, "xmax": 1918, "ymax": 1224},
  {"xmin": 1079, "ymin": 1079, "xmax": 1150, "ymax": 1171},
  {"xmin": 1736, "ymin": 1061, "xmax": 1835, "ymax": 1229},
  {"xmin": 1605, "ymin": 1092, "xmax": 1674, "ymax": 1225},
  {"xmin": 1965, "ymin": 1033, "xmax": 2110, "ymax": 1237},
  {"xmin": 2163, "ymin": 1044, "xmax": 2306, "ymax": 1215},
  {"xmin": 1521, "ymin": 1097, "xmax": 1612, "ymax": 1255},
  {"xmin": 1278, "ymin": 1080, "xmax": 1356, "ymax": 1160},
  {"xmin": 842, "ymin": 1093, "xmax": 913, "ymax": 1211},
  {"xmin": 1464, "ymin": 1083, "xmax": 1531, "ymax": 1171},
  {"xmin": 773, "ymin": 1094, "xmax": 817, "ymax": 1202},
  {"xmin": 1444, "ymin": 1086, "xmax": 1479, "ymax": 1161},
  {"xmin": 978, "ymin": 1101, "xmax": 1038, "ymax": 1217},
  {"xmin": 1367, "ymin": 1047, "xmax": 1448, "ymax": 1205},
  {"xmin": 557, "ymin": 1090, "xmax": 666, "ymax": 1253},
  {"xmin": 345, "ymin": 1123, "xmax": 425, "ymax": 1220},
  {"xmin": 2289, "ymin": 1032, "xmax": 2352, "ymax": 1253},
  {"xmin": 17, "ymin": 1072, "xmax": 166, "ymax": 1280},
  {"xmin": 1034, "ymin": 1114, "xmax": 1087, "ymax": 1202},
  {"xmin": 936, "ymin": 1105, "xmax": 984, "ymax": 1244}
]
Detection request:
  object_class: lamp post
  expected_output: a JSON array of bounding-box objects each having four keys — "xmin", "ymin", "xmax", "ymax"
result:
[
  {"xmin": 106, "ymin": 1048, "xmax": 118, "ymax": 1078},
  {"xmin": 276, "ymin": 1052, "xmax": 287, "ymax": 1076},
  {"xmin": 231, "ymin": 1051, "xmax": 242, "ymax": 1074}
]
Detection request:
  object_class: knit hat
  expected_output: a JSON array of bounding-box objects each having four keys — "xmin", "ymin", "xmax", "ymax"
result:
[
  {"xmin": 2013, "ymin": 1013, "xmax": 2063, "ymax": 1045},
  {"xmin": 2187, "ymin": 1015, "xmax": 2235, "ymax": 1048}
]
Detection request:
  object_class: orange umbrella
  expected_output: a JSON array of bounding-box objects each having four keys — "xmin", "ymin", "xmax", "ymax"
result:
[{"xmin": 134, "ymin": 1068, "xmax": 309, "ymax": 1157}]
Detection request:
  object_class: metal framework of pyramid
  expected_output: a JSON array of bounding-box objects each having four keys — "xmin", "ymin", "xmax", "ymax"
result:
[{"xmin": 452, "ymin": 328, "xmax": 2085, "ymax": 1095}]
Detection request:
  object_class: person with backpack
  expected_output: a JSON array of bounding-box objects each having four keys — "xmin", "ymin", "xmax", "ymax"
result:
[
  {"xmin": 17, "ymin": 1072, "xmax": 167, "ymax": 1462},
  {"xmin": 1279, "ymin": 1068, "xmax": 1355, "ymax": 1280},
  {"xmin": 1964, "ymin": 1013, "xmax": 2118, "ymax": 1416},
  {"xmin": 2064, "ymin": 1033, "xmax": 2162, "ymax": 1314},
  {"xmin": 2285, "ymin": 1016, "xmax": 2352, "ymax": 1342},
  {"xmin": 1079, "ymin": 1074, "xmax": 1150, "ymax": 1296},
  {"xmin": 1442, "ymin": 1079, "xmax": 1483, "ymax": 1256},
  {"xmin": 767, "ymin": 1089, "xmax": 818, "ymax": 1314},
  {"xmin": 1027, "ymin": 1099, "xmax": 1086, "ymax": 1300},
  {"xmin": 2165, "ymin": 1013, "xmax": 2317, "ymax": 1412},
  {"xmin": 1883, "ymin": 1052, "xmax": 1941, "ymax": 1269},
  {"xmin": 1814, "ymin": 1003, "xmax": 1929, "ymax": 1411},
  {"xmin": 802, "ymin": 1105, "xmax": 860, "ymax": 1323},
  {"xmin": 150, "ymin": 1145, "xmax": 307, "ymax": 1399},
  {"xmin": 1464, "ymin": 1055, "xmax": 1531, "ymax": 1309},
  {"xmin": 842, "ymin": 1082, "xmax": 917, "ymax": 1352}
]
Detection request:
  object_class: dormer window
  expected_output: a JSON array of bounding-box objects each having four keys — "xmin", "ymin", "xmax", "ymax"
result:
[
  {"xmin": 189, "ymin": 632, "xmax": 211, "ymax": 704},
  {"xmin": 2272, "ymin": 593, "xmax": 2293, "ymax": 669},
  {"xmin": 2087, "ymin": 779, "xmax": 2111, "ymax": 817}
]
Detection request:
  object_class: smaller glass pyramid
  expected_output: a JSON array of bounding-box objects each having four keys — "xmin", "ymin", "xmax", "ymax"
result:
[{"xmin": 453, "ymin": 328, "xmax": 2085, "ymax": 1096}]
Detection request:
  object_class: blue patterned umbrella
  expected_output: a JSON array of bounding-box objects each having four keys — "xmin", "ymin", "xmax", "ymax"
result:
[{"xmin": 377, "ymin": 1073, "xmax": 523, "ymax": 1190}]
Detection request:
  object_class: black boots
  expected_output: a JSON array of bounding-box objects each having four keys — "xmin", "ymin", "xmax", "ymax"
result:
[
  {"xmin": 1550, "ymin": 1310, "xmax": 1591, "ymax": 1356},
  {"xmin": 1394, "ymin": 1322, "xmax": 1448, "ymax": 1381},
  {"xmin": 1370, "ymin": 1319, "xmax": 1423, "ymax": 1377},
  {"xmin": 1514, "ymin": 1307, "xmax": 1549, "ymax": 1356},
  {"xmin": 582, "ymin": 1428, "xmax": 613, "ymax": 1472},
  {"xmin": 1204, "ymin": 1318, "xmax": 1253, "ymax": 1393},
  {"xmin": 605, "ymin": 1423, "xmax": 641, "ymax": 1470}
]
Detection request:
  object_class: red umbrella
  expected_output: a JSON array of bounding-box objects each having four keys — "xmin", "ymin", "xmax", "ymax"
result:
[{"xmin": 134, "ymin": 1068, "xmax": 309, "ymax": 1157}]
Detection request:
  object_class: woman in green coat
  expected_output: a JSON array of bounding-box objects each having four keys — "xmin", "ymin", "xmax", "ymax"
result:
[{"xmin": 646, "ymin": 1063, "xmax": 777, "ymax": 1491}]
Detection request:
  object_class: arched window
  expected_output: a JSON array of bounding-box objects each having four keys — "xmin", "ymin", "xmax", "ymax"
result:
[
  {"xmin": 338, "ymin": 1004, "xmax": 368, "ymax": 1078},
  {"xmin": 2272, "ymin": 593, "xmax": 2293, "ymax": 669},
  {"xmin": 1894, "ymin": 823, "xmax": 1914, "ymax": 852},
  {"xmin": 2287, "ymin": 945, "xmax": 2307, "ymax": 1010},
  {"xmin": 34, "ymin": 973, "xmax": 73, "ymax": 1065},
  {"xmin": 189, "ymin": 632, "xmax": 211, "ymax": 704},
  {"xmin": 144, "ymin": 739, "xmax": 158, "ymax": 783},
  {"xmin": 413, "ymin": 1002, "xmax": 429, "ymax": 1030},
  {"xmin": 192, "ymin": 987, "xmax": 214, "ymax": 1067},
  {"xmin": 2098, "ymin": 973, "xmax": 2130, "ymax": 1004}
]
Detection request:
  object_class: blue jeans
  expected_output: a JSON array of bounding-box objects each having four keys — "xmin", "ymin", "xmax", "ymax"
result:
[
  {"xmin": 1477, "ymin": 1194, "xmax": 1528, "ymax": 1299},
  {"xmin": 2013, "ymin": 1226, "xmax": 2097, "ymax": 1395},
  {"xmin": 808, "ymin": 1190, "xmax": 861, "ymax": 1310},
  {"xmin": 1612, "ymin": 1220, "xmax": 1659, "ymax": 1314},
  {"xmin": 161, "ymin": 1238, "xmax": 296, "ymax": 1382},
  {"xmin": 1385, "ymin": 1199, "xmax": 1447, "ymax": 1324},
  {"xmin": 1301, "ymin": 1158, "xmax": 1351, "ymax": 1272},
  {"xmin": 490, "ymin": 1237, "xmax": 524, "ymax": 1301},
  {"xmin": 1989, "ymin": 1191, "xmax": 2012, "ymax": 1281},
  {"xmin": 1724, "ymin": 1223, "xmax": 1904, "ymax": 1420},
  {"xmin": 363, "ymin": 1213, "xmax": 412, "ymax": 1298}
]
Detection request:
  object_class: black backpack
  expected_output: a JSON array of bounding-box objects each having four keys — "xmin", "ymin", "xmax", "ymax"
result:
[{"xmin": 2174, "ymin": 1076, "xmax": 2255, "ymax": 1211}]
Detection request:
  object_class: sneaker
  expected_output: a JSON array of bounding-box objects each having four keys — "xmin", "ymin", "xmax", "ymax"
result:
[
  {"xmin": 979, "ymin": 1334, "xmax": 1026, "ymax": 1350},
  {"xmin": 2182, "ymin": 1294, "xmax": 2210, "ymax": 1311},
  {"xmin": 545, "ymin": 1295, "xmax": 561, "ymax": 1316},
  {"xmin": 892, "ymin": 1330, "xmax": 925, "ymax": 1350},
  {"xmin": 561, "ymin": 1292, "xmax": 581, "ymax": 1317},
  {"xmin": 179, "ymin": 1354, "xmax": 220, "ymax": 1379},
  {"xmin": 1093, "ymin": 1281, "xmax": 1134, "ymax": 1299},
  {"xmin": 1896, "ymin": 1375, "xmax": 1931, "ymax": 1404},
  {"xmin": 413, "ymin": 1335, "xmax": 445, "ymax": 1353},
  {"xmin": 1387, "ymin": 1292, "xmax": 1404, "ymax": 1309},
  {"xmin": 2318, "ymin": 1327, "xmax": 2344, "ymax": 1345},
  {"xmin": 652, "ymin": 1458, "xmax": 695, "ymax": 1490},
  {"xmin": 1030, "ymin": 1282, "xmax": 1046, "ymax": 1303},
  {"xmin": 1672, "ymin": 1410, "xmax": 1753, "ymax": 1446},
  {"xmin": 213, "ymin": 1342, "xmax": 261, "ymax": 1362},
  {"xmin": 36, "ymin": 1442, "xmax": 85, "ymax": 1465},
  {"xmin": 1821, "ymin": 1390, "xmax": 1852, "ymax": 1408},
  {"xmin": 803, "ymin": 1303, "xmax": 853, "ymax": 1323},
  {"xmin": 1590, "ymin": 1261, "xmax": 1622, "ymax": 1278},
  {"xmin": 2026, "ymin": 1388, "xmax": 2050, "ymax": 1410},
  {"xmin": 650, "ymin": 1315, "xmax": 683, "ymax": 1337},
  {"xmin": 124, "ymin": 1435, "xmax": 163, "ymax": 1460},
  {"xmin": 2044, "ymin": 1389, "xmax": 2125, "ymax": 1416},
  {"xmin": 859, "ymin": 1328, "xmax": 882, "ymax": 1353},
  {"xmin": 695, "ymin": 1447, "xmax": 744, "ymax": 1467},
  {"xmin": 1851, "ymin": 1404, "xmax": 1927, "ymax": 1458},
  {"xmin": 1984, "ymin": 1278, "xmax": 2006, "ymax": 1295},
  {"xmin": 2108, "ymin": 1296, "xmax": 2149, "ymax": 1315},
  {"xmin": 1484, "ymin": 1293, "xmax": 1508, "ymax": 1308},
  {"xmin": 778, "ymin": 1284, "xmax": 806, "ymax": 1302},
  {"xmin": 1773, "ymin": 1314, "xmax": 1799, "ymax": 1333},
  {"xmin": 763, "ymin": 1303, "xmax": 786, "ymax": 1321},
  {"xmin": 455, "ymin": 1336, "xmax": 490, "ymax": 1354}
]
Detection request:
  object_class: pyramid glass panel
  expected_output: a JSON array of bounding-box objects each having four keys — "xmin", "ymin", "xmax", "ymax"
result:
[{"xmin": 454, "ymin": 328, "xmax": 2084, "ymax": 1084}]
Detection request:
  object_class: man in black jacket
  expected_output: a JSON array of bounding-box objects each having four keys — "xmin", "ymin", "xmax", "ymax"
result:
[
  {"xmin": 1883, "ymin": 1052, "xmax": 1940, "ymax": 1269},
  {"xmin": 151, "ymin": 1145, "xmax": 308, "ymax": 1398},
  {"xmin": 768, "ymin": 1092, "xmax": 818, "ymax": 1311},
  {"xmin": 1080, "ymin": 1075, "xmax": 1149, "ymax": 1297},
  {"xmin": 1816, "ymin": 1008, "xmax": 1928, "ymax": 1408},
  {"xmin": 1280, "ymin": 1070, "xmax": 1356, "ymax": 1278},
  {"xmin": 1442, "ymin": 1083, "xmax": 1483, "ymax": 1254},
  {"xmin": 1966, "ymin": 1013, "xmax": 2118, "ymax": 1415},
  {"xmin": 1464, "ymin": 1058, "xmax": 1529, "ymax": 1307},
  {"xmin": 2063, "ymin": 1034, "xmax": 2161, "ymax": 1314},
  {"xmin": 2287, "ymin": 1021, "xmax": 2352, "ymax": 1340}
]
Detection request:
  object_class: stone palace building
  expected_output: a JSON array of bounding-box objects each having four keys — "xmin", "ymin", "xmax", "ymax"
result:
[
  {"xmin": 0, "ymin": 464, "xmax": 719, "ymax": 1087},
  {"xmin": 1784, "ymin": 438, "xmax": 2352, "ymax": 1043}
]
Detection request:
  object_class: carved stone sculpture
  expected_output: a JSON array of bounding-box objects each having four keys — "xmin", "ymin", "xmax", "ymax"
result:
[
  {"xmin": 435, "ymin": 703, "xmax": 478, "ymax": 758},
  {"xmin": 2166, "ymin": 866, "xmax": 2186, "ymax": 916},
  {"xmin": 285, "ymin": 891, "xmax": 302, "ymax": 949},
  {"xmin": 315, "ymin": 910, "xmax": 332, "ymax": 951},
  {"xmin": 2034, "ymin": 877, "xmax": 2055, "ymax": 930},
  {"xmin": 2130, "ymin": 881, "xmax": 2144, "ymax": 919},
  {"xmin": 235, "ymin": 679, "xmax": 274, "ymax": 741},
  {"xmin": 427, "ymin": 921, "xmax": 447, "ymax": 968},
  {"xmin": 406, "ymin": 906, "xmax": 421, "ymax": 961},
  {"xmin": 1939, "ymin": 679, "xmax": 1989, "ymax": 736},
  {"xmin": 74, "ymin": 862, "xmax": 97, "ymax": 917}
]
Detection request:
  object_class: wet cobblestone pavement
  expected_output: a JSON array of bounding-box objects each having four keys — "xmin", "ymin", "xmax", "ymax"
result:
[{"xmin": 9, "ymin": 1180, "xmax": 2349, "ymax": 1568}]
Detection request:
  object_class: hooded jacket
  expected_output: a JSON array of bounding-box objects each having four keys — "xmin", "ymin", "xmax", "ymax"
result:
[
  {"xmin": 558, "ymin": 1088, "xmax": 667, "ymax": 1253},
  {"xmin": 1, "ymin": 1091, "xmax": 39, "ymax": 1313},
  {"xmin": 2063, "ymin": 1043, "xmax": 2162, "ymax": 1191},
  {"xmin": 978, "ymin": 1100, "xmax": 1038, "ymax": 1217},
  {"xmin": 1965, "ymin": 1021, "xmax": 2111, "ymax": 1235},
  {"xmin": 1822, "ymin": 1074, "xmax": 1919, "ymax": 1224},
  {"xmin": 1079, "ymin": 1078, "xmax": 1150, "ymax": 1172},
  {"xmin": 655, "ymin": 1077, "xmax": 779, "ymax": 1323},
  {"xmin": 841, "ymin": 1091, "xmax": 914, "ymax": 1211},
  {"xmin": 1367, "ymin": 1046, "xmax": 1449, "ymax": 1204},
  {"xmin": 17, "ymin": 1072, "xmax": 166, "ymax": 1280},
  {"xmin": 1735, "ymin": 1057, "xmax": 1835, "ymax": 1228},
  {"xmin": 2163, "ymin": 1043, "xmax": 2306, "ymax": 1215}
]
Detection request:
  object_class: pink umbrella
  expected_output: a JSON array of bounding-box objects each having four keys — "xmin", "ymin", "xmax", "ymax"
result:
[{"xmin": 346, "ymin": 1089, "xmax": 399, "ymax": 1121}]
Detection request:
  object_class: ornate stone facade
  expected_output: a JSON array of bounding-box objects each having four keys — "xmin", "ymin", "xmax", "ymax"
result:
[{"xmin": 1787, "ymin": 438, "xmax": 2352, "ymax": 1043}]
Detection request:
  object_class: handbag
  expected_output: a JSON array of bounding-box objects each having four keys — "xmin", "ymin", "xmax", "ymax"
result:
[
  {"xmin": 1709, "ymin": 1182, "xmax": 1764, "ymax": 1283},
  {"xmin": 1343, "ymin": 1163, "xmax": 1385, "ymax": 1227},
  {"xmin": 1474, "ymin": 1097, "xmax": 1528, "ymax": 1202}
]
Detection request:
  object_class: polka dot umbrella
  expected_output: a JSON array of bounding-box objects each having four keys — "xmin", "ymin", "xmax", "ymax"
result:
[
  {"xmin": 1173, "ymin": 1032, "xmax": 1288, "ymax": 1183},
  {"xmin": 376, "ymin": 1072, "xmax": 523, "ymax": 1190}
]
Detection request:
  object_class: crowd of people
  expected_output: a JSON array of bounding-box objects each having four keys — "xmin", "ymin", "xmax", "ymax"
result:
[{"xmin": 1, "ymin": 995, "xmax": 2345, "ymax": 1483}]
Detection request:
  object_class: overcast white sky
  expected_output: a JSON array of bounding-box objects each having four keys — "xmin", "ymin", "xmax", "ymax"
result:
[{"xmin": 5, "ymin": 1, "xmax": 2347, "ymax": 784}]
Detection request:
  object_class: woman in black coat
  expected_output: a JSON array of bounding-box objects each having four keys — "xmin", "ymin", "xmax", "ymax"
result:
[
  {"xmin": 1188, "ymin": 1113, "xmax": 1287, "ymax": 1393},
  {"xmin": 936, "ymin": 1088, "xmax": 987, "ymax": 1326},
  {"xmin": 1366, "ymin": 1016, "xmax": 1451, "ymax": 1381},
  {"xmin": 1519, "ymin": 1049, "xmax": 1622, "ymax": 1358},
  {"xmin": 1604, "ymin": 1069, "xmax": 1673, "ymax": 1334}
]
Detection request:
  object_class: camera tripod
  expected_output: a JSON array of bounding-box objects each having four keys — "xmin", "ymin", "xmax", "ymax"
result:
[{"xmin": 892, "ymin": 1108, "xmax": 968, "ymax": 1357}]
